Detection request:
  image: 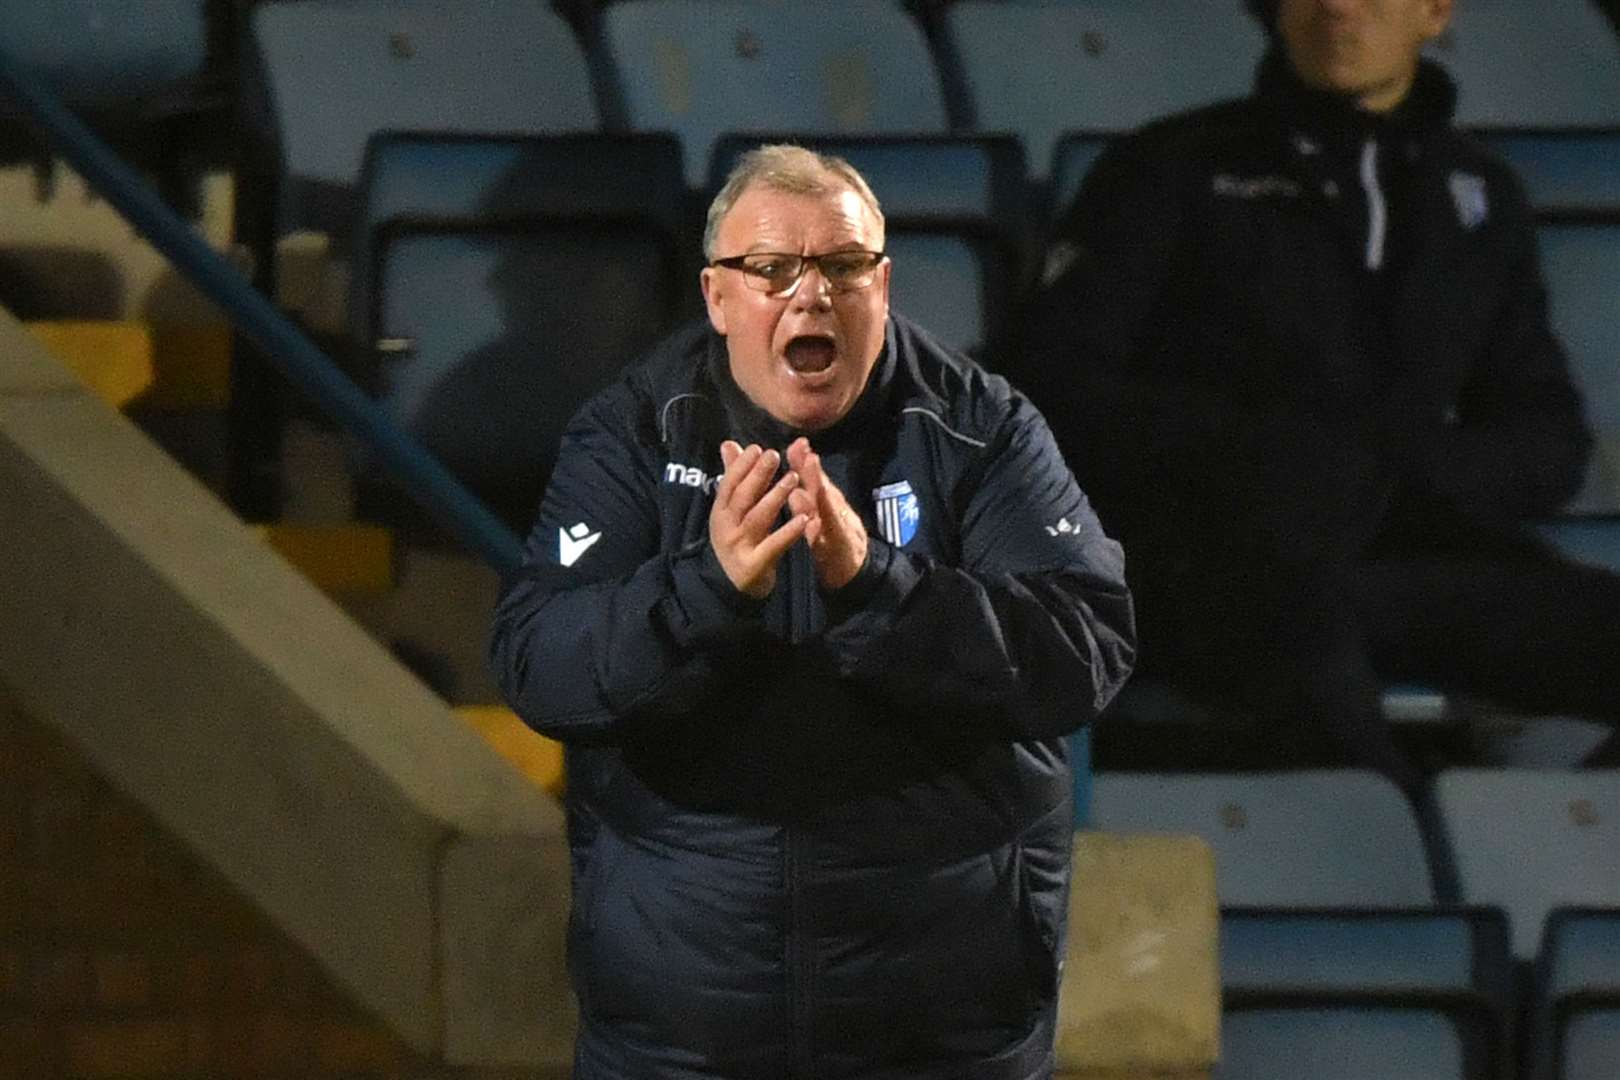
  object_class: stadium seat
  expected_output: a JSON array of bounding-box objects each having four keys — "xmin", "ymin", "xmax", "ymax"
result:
[
  {"xmin": 1536, "ymin": 220, "xmax": 1620, "ymax": 517},
  {"xmin": 1089, "ymin": 770, "xmax": 1437, "ymax": 906},
  {"xmin": 1529, "ymin": 907, "xmax": 1620, "ymax": 1080},
  {"xmin": 245, "ymin": 0, "xmax": 603, "ymax": 239},
  {"xmin": 599, "ymin": 0, "xmax": 951, "ymax": 186},
  {"xmin": 0, "ymin": 0, "xmax": 210, "ymax": 107},
  {"xmin": 350, "ymin": 132, "xmax": 692, "ymax": 534},
  {"xmin": 1222, "ymin": 906, "xmax": 1515, "ymax": 1078},
  {"xmin": 1480, "ymin": 131, "xmax": 1620, "ymax": 214},
  {"xmin": 1217, "ymin": 999, "xmax": 1490, "ymax": 1080},
  {"xmin": 945, "ymin": 0, "xmax": 1265, "ymax": 181},
  {"xmin": 707, "ymin": 133, "xmax": 1031, "ymax": 357},
  {"xmin": 1438, "ymin": 0, "xmax": 1620, "ymax": 130},
  {"xmin": 1434, "ymin": 770, "xmax": 1620, "ymax": 960}
]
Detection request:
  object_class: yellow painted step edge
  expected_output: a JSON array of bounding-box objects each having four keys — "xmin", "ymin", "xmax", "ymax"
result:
[
  {"xmin": 455, "ymin": 705, "xmax": 565, "ymax": 798},
  {"xmin": 252, "ymin": 523, "xmax": 395, "ymax": 595},
  {"xmin": 25, "ymin": 320, "xmax": 155, "ymax": 409}
]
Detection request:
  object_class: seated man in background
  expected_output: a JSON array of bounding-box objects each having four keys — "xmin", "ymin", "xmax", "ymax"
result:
[
  {"xmin": 1018, "ymin": 0, "xmax": 1620, "ymax": 792},
  {"xmin": 490, "ymin": 144, "xmax": 1135, "ymax": 1079}
]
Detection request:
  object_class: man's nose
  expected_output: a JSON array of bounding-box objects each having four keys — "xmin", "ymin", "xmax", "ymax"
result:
[{"xmin": 790, "ymin": 263, "xmax": 834, "ymax": 310}]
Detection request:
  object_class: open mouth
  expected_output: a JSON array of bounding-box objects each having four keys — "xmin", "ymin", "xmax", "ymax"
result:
[{"xmin": 784, "ymin": 334, "xmax": 838, "ymax": 375}]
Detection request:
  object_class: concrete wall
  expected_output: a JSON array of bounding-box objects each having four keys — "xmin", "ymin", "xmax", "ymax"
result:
[{"xmin": 0, "ymin": 307, "xmax": 575, "ymax": 1067}]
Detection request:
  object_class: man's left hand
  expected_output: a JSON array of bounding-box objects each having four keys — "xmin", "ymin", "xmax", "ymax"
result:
[{"xmin": 787, "ymin": 437, "xmax": 868, "ymax": 591}]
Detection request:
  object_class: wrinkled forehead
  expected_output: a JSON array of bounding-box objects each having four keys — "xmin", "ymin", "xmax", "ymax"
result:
[{"xmin": 719, "ymin": 183, "xmax": 885, "ymax": 252}]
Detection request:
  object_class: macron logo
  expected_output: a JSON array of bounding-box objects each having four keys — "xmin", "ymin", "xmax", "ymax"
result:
[{"xmin": 558, "ymin": 522, "xmax": 602, "ymax": 567}]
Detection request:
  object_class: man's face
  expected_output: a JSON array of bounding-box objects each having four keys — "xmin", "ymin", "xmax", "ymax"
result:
[
  {"xmin": 700, "ymin": 184, "xmax": 890, "ymax": 432},
  {"xmin": 1276, "ymin": 0, "xmax": 1453, "ymax": 112}
]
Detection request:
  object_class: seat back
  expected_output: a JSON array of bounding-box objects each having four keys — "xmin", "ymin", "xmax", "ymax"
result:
[
  {"xmin": 601, "ymin": 0, "xmax": 951, "ymax": 185},
  {"xmin": 946, "ymin": 0, "xmax": 1264, "ymax": 180},
  {"xmin": 1089, "ymin": 770, "xmax": 1436, "ymax": 906},
  {"xmin": 1439, "ymin": 0, "xmax": 1620, "ymax": 130},
  {"xmin": 1538, "ymin": 219, "xmax": 1620, "ymax": 515},
  {"xmin": 1435, "ymin": 770, "xmax": 1620, "ymax": 959},
  {"xmin": 248, "ymin": 0, "xmax": 600, "ymax": 237},
  {"xmin": 0, "ymin": 0, "xmax": 209, "ymax": 106}
]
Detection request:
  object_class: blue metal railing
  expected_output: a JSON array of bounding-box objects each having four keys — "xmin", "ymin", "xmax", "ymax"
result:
[{"xmin": 0, "ymin": 45, "xmax": 524, "ymax": 575}]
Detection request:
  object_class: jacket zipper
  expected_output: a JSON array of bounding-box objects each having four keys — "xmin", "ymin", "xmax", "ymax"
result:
[{"xmin": 784, "ymin": 543, "xmax": 816, "ymax": 1076}]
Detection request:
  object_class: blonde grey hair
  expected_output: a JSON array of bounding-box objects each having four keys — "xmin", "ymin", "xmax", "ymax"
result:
[{"xmin": 702, "ymin": 143, "xmax": 885, "ymax": 261}]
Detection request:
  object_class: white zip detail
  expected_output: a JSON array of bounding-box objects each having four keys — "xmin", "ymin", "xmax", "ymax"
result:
[{"xmin": 1360, "ymin": 138, "xmax": 1387, "ymax": 271}]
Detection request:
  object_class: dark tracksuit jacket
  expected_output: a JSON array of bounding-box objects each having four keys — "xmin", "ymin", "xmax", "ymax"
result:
[
  {"xmin": 489, "ymin": 313, "xmax": 1136, "ymax": 1080},
  {"xmin": 1017, "ymin": 53, "xmax": 1591, "ymax": 700}
]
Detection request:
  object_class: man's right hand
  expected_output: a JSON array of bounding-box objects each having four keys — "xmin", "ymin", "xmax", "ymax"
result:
[{"xmin": 710, "ymin": 441, "xmax": 807, "ymax": 598}]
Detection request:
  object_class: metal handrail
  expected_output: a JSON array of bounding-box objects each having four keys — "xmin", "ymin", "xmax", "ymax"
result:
[{"xmin": 0, "ymin": 44, "xmax": 524, "ymax": 574}]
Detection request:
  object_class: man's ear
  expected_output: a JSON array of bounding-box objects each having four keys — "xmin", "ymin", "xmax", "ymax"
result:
[{"xmin": 700, "ymin": 266, "xmax": 727, "ymax": 336}]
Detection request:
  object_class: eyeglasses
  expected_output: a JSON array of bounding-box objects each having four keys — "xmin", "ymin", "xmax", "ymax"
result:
[{"xmin": 710, "ymin": 250, "xmax": 886, "ymax": 296}]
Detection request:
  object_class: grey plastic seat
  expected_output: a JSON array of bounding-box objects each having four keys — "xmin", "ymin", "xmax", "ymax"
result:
[
  {"xmin": 1434, "ymin": 770, "xmax": 1620, "ymax": 960},
  {"xmin": 945, "ymin": 0, "xmax": 1264, "ymax": 180},
  {"xmin": 1089, "ymin": 770, "xmax": 1436, "ymax": 907},
  {"xmin": 247, "ymin": 0, "xmax": 601, "ymax": 237},
  {"xmin": 1217, "ymin": 1003, "xmax": 1477, "ymax": 1080},
  {"xmin": 1439, "ymin": 0, "xmax": 1620, "ymax": 130},
  {"xmin": 600, "ymin": 0, "xmax": 951, "ymax": 186}
]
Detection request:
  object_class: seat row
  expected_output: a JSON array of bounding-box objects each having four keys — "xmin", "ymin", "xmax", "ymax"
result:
[{"xmin": 1088, "ymin": 767, "xmax": 1620, "ymax": 1079}]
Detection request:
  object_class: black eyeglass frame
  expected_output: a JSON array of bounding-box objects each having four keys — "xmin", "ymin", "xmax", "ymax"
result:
[{"xmin": 709, "ymin": 250, "xmax": 888, "ymax": 293}]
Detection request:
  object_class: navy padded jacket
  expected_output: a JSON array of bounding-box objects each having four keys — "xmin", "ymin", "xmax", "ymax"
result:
[{"xmin": 490, "ymin": 313, "xmax": 1136, "ymax": 1080}]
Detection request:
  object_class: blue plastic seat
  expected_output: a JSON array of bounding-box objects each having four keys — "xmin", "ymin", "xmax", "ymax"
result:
[
  {"xmin": 1479, "ymin": 131, "xmax": 1620, "ymax": 214},
  {"xmin": 1217, "ymin": 1001, "xmax": 1481, "ymax": 1080},
  {"xmin": 707, "ymin": 133, "xmax": 1030, "ymax": 357},
  {"xmin": 600, "ymin": 0, "xmax": 951, "ymax": 186},
  {"xmin": 1221, "ymin": 905, "xmax": 1515, "ymax": 1077},
  {"xmin": 247, "ymin": 0, "xmax": 602, "ymax": 238},
  {"xmin": 1535, "ymin": 221, "xmax": 1620, "ymax": 516},
  {"xmin": 1438, "ymin": 0, "xmax": 1620, "ymax": 130},
  {"xmin": 1089, "ymin": 770, "xmax": 1436, "ymax": 907},
  {"xmin": 1434, "ymin": 770, "xmax": 1620, "ymax": 961},
  {"xmin": 945, "ymin": 0, "xmax": 1264, "ymax": 180}
]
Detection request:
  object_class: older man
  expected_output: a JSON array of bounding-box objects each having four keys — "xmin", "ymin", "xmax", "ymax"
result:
[
  {"xmin": 1019, "ymin": 0, "xmax": 1620, "ymax": 794},
  {"xmin": 490, "ymin": 144, "xmax": 1135, "ymax": 1079}
]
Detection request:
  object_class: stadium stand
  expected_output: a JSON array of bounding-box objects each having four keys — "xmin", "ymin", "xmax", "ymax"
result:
[{"xmin": 598, "ymin": 0, "xmax": 953, "ymax": 186}]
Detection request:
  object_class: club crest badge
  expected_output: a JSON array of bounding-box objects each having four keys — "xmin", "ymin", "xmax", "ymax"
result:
[
  {"xmin": 872, "ymin": 480, "xmax": 920, "ymax": 546},
  {"xmin": 1448, "ymin": 171, "xmax": 1488, "ymax": 231}
]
